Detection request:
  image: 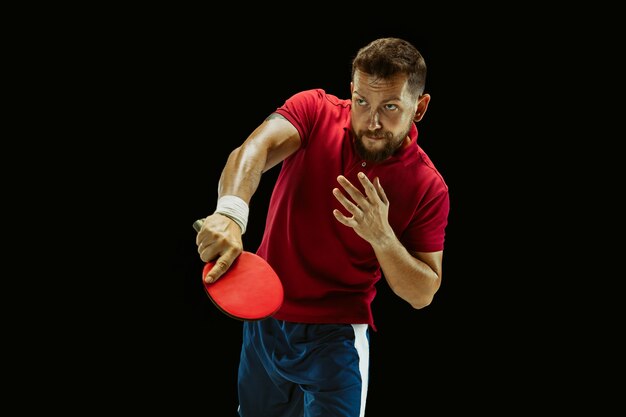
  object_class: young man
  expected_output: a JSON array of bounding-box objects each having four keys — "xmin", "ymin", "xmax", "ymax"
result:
[{"xmin": 195, "ymin": 37, "xmax": 449, "ymax": 417}]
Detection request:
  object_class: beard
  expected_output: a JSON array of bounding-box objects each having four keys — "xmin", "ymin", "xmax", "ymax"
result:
[{"xmin": 353, "ymin": 123, "xmax": 412, "ymax": 163}]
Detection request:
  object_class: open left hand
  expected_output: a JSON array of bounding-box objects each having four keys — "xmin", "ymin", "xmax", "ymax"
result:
[{"xmin": 332, "ymin": 172, "xmax": 394, "ymax": 244}]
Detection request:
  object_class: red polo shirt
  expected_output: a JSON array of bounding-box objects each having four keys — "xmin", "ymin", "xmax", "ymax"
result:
[{"xmin": 256, "ymin": 88, "xmax": 449, "ymax": 330}]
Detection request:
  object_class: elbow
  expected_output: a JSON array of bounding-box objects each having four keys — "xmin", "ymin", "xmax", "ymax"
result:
[
  {"xmin": 408, "ymin": 279, "xmax": 441, "ymax": 309},
  {"xmin": 410, "ymin": 294, "xmax": 435, "ymax": 310}
]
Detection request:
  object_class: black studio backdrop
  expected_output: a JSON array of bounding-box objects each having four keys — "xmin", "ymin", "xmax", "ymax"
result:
[
  {"xmin": 103, "ymin": 14, "xmax": 526, "ymax": 415},
  {"xmin": 35, "ymin": 2, "xmax": 605, "ymax": 412},
  {"xmin": 153, "ymin": 36, "xmax": 477, "ymax": 417}
]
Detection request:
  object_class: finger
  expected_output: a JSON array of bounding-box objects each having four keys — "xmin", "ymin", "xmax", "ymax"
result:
[
  {"xmin": 332, "ymin": 209, "xmax": 356, "ymax": 227},
  {"xmin": 199, "ymin": 241, "xmax": 220, "ymax": 263},
  {"xmin": 197, "ymin": 230, "xmax": 221, "ymax": 258},
  {"xmin": 374, "ymin": 177, "xmax": 388, "ymax": 205},
  {"xmin": 197, "ymin": 233, "xmax": 215, "ymax": 253},
  {"xmin": 336, "ymin": 175, "xmax": 368, "ymax": 207},
  {"xmin": 357, "ymin": 172, "xmax": 379, "ymax": 202},
  {"xmin": 332, "ymin": 187, "xmax": 360, "ymax": 214},
  {"xmin": 205, "ymin": 252, "xmax": 236, "ymax": 283}
]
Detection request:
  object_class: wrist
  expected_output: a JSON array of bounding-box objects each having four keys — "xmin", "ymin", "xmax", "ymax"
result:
[{"xmin": 214, "ymin": 195, "xmax": 249, "ymax": 234}]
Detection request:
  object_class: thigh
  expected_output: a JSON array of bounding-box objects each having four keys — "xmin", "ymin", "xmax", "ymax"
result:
[
  {"xmin": 238, "ymin": 321, "xmax": 304, "ymax": 417},
  {"xmin": 301, "ymin": 324, "xmax": 370, "ymax": 417}
]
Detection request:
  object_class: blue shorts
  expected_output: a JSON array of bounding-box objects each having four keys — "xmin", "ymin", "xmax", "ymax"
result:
[{"xmin": 237, "ymin": 317, "xmax": 370, "ymax": 417}]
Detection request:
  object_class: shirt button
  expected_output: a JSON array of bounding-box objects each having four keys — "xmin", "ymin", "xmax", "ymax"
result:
[{"xmin": 361, "ymin": 162, "xmax": 366, "ymax": 167}]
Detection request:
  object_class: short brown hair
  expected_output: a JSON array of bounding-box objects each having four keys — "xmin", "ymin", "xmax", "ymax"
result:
[{"xmin": 352, "ymin": 37, "xmax": 427, "ymax": 97}]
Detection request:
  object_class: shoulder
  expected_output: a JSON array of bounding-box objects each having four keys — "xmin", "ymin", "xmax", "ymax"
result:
[
  {"xmin": 287, "ymin": 89, "xmax": 349, "ymax": 108},
  {"xmin": 415, "ymin": 146, "xmax": 449, "ymax": 194}
]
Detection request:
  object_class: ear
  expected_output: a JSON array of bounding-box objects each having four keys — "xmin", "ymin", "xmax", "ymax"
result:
[
  {"xmin": 414, "ymin": 94, "xmax": 431, "ymax": 123},
  {"xmin": 350, "ymin": 81, "xmax": 354, "ymax": 94}
]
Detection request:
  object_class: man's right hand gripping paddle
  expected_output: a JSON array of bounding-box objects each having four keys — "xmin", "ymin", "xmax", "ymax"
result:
[{"xmin": 193, "ymin": 218, "xmax": 283, "ymax": 321}]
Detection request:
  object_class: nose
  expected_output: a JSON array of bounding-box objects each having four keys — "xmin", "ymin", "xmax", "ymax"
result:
[{"xmin": 368, "ymin": 110, "xmax": 381, "ymax": 130}]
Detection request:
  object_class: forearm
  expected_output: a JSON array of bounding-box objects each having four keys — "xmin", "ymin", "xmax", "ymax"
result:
[
  {"xmin": 198, "ymin": 117, "xmax": 299, "ymax": 280},
  {"xmin": 372, "ymin": 237, "xmax": 441, "ymax": 309},
  {"xmin": 217, "ymin": 116, "xmax": 300, "ymax": 203},
  {"xmin": 196, "ymin": 143, "xmax": 267, "ymax": 274},
  {"xmin": 218, "ymin": 142, "xmax": 267, "ymax": 204}
]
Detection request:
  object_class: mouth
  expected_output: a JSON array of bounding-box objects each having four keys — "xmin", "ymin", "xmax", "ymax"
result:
[{"xmin": 364, "ymin": 134, "xmax": 385, "ymax": 141}]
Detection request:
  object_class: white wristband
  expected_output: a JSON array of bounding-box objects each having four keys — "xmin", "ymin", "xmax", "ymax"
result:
[{"xmin": 214, "ymin": 195, "xmax": 249, "ymax": 234}]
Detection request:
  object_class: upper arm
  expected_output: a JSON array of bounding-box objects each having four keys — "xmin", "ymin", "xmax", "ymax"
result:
[{"xmin": 241, "ymin": 113, "xmax": 301, "ymax": 172}]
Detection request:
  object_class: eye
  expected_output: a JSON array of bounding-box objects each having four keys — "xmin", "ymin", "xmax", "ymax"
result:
[
  {"xmin": 384, "ymin": 104, "xmax": 398, "ymax": 111},
  {"xmin": 356, "ymin": 98, "xmax": 367, "ymax": 106}
]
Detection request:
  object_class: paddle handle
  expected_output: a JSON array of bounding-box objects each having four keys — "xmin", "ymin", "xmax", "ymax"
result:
[{"xmin": 193, "ymin": 218, "xmax": 204, "ymax": 232}]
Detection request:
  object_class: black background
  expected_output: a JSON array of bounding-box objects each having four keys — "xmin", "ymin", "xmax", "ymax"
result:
[
  {"xmin": 124, "ymin": 20, "xmax": 509, "ymax": 416},
  {"xmin": 48, "ymin": 8, "xmax": 607, "ymax": 416},
  {"xmin": 146, "ymin": 22, "xmax": 510, "ymax": 414}
]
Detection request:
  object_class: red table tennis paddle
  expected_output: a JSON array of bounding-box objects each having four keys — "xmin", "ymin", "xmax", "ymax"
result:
[{"xmin": 193, "ymin": 219, "xmax": 283, "ymax": 321}]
